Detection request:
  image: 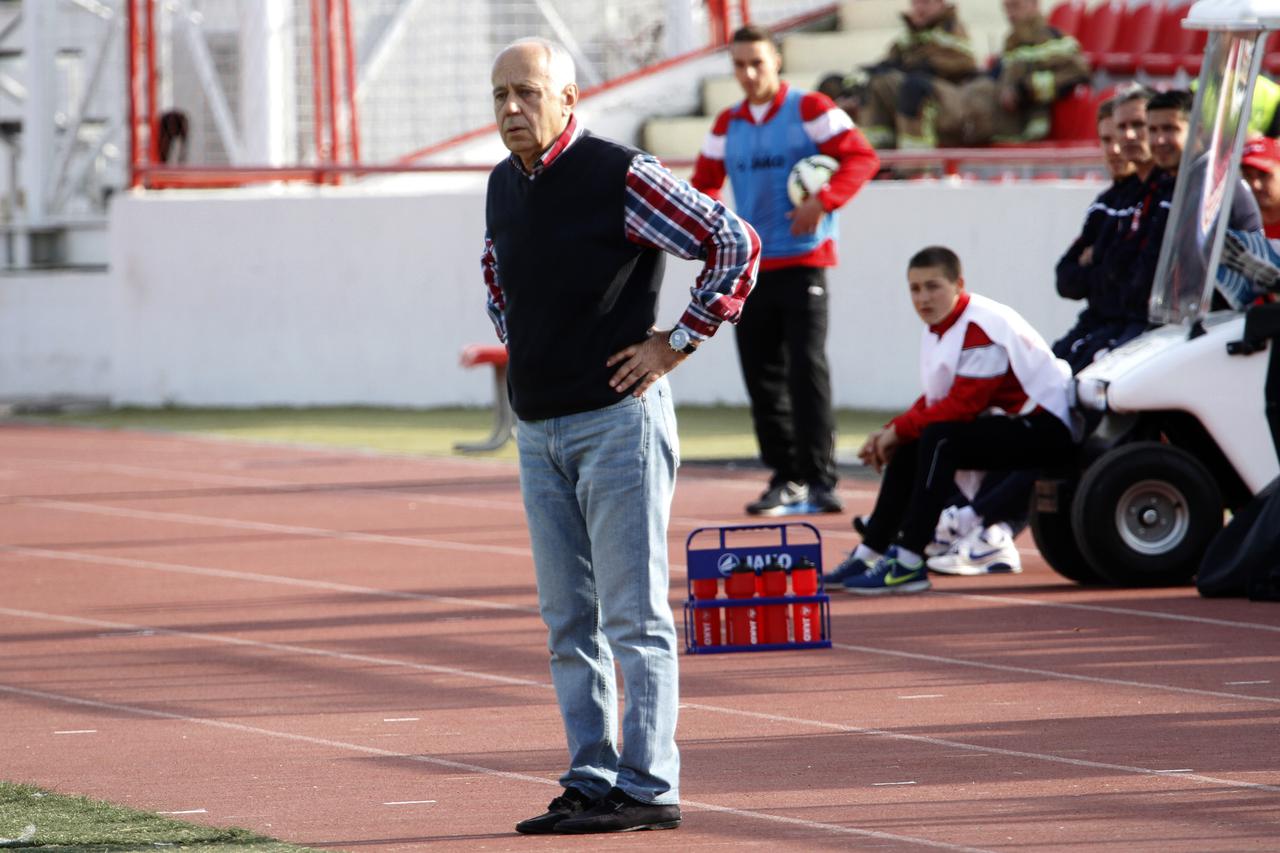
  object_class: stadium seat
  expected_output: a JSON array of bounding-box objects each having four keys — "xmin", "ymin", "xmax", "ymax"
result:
[
  {"xmin": 1263, "ymin": 31, "xmax": 1280, "ymax": 76},
  {"xmin": 1047, "ymin": 0, "xmax": 1086, "ymax": 36},
  {"xmin": 1097, "ymin": 1, "xmax": 1163, "ymax": 74},
  {"xmin": 1049, "ymin": 83, "xmax": 1098, "ymax": 141},
  {"xmin": 1142, "ymin": 1, "xmax": 1197, "ymax": 76},
  {"xmin": 1075, "ymin": 0, "xmax": 1125, "ymax": 67},
  {"xmin": 1180, "ymin": 27, "xmax": 1209, "ymax": 74},
  {"xmin": 455, "ymin": 344, "xmax": 515, "ymax": 453}
]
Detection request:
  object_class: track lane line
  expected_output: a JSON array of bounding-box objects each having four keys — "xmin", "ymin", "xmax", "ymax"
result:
[
  {"xmin": 5, "ymin": 527, "xmax": 1274, "ymax": 635},
  {"xmin": 0, "ymin": 546, "xmax": 539, "ymax": 614},
  {"xmin": 677, "ymin": 701, "xmax": 1280, "ymax": 794},
  {"xmin": 17, "ymin": 498, "xmax": 535, "ymax": 556},
  {"xmin": 830, "ymin": 642, "xmax": 1280, "ymax": 705},
  {"xmin": 933, "ymin": 590, "xmax": 1280, "ymax": 634},
  {"xmin": 3, "ymin": 456, "xmax": 868, "ymax": 531},
  {"xmin": 0, "ymin": 606, "xmax": 547, "ymax": 688},
  {"xmin": 3, "ymin": 605, "xmax": 1278, "ymax": 796},
  {"xmin": 10, "ymin": 462, "xmax": 1275, "ymax": 634},
  {"xmin": 0, "ymin": 682, "xmax": 995, "ymax": 853}
]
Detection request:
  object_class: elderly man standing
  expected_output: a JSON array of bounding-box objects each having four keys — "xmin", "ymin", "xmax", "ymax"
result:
[{"xmin": 482, "ymin": 38, "xmax": 760, "ymax": 835}]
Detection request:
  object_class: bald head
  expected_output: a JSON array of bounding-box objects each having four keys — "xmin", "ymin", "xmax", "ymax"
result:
[
  {"xmin": 495, "ymin": 38, "xmax": 576, "ymax": 92},
  {"xmin": 491, "ymin": 39, "xmax": 579, "ymax": 170}
]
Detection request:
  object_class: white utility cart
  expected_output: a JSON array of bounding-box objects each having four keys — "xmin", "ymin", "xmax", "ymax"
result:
[{"xmin": 1031, "ymin": 0, "xmax": 1280, "ymax": 585}]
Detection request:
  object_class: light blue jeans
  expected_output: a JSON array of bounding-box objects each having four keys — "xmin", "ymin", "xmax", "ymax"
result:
[{"xmin": 516, "ymin": 377, "xmax": 681, "ymax": 806}]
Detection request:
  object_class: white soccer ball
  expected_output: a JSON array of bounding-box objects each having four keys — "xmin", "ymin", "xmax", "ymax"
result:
[{"xmin": 786, "ymin": 154, "xmax": 838, "ymax": 207}]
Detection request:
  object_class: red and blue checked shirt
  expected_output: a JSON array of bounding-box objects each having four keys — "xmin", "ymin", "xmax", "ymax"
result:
[{"xmin": 482, "ymin": 116, "xmax": 761, "ymax": 345}]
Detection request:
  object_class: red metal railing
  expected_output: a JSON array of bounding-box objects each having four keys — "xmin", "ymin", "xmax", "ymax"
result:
[
  {"xmin": 127, "ymin": 0, "xmax": 362, "ymax": 188},
  {"xmin": 707, "ymin": 0, "xmax": 757, "ymax": 45},
  {"xmin": 131, "ymin": 146, "xmax": 1105, "ymax": 190},
  {"xmin": 125, "ymin": 1, "xmax": 1102, "ymax": 190}
]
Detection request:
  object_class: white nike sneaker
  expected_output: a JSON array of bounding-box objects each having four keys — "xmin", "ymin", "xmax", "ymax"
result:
[
  {"xmin": 927, "ymin": 524, "xmax": 1022, "ymax": 575},
  {"xmin": 924, "ymin": 505, "xmax": 974, "ymax": 557}
]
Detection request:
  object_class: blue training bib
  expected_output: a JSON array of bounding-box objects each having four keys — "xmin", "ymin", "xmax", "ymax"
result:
[{"xmin": 725, "ymin": 90, "xmax": 837, "ymax": 260}]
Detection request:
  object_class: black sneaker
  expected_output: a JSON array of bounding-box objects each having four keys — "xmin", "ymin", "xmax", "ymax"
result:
[
  {"xmin": 515, "ymin": 786, "xmax": 598, "ymax": 834},
  {"xmin": 807, "ymin": 484, "xmax": 844, "ymax": 513},
  {"xmin": 745, "ymin": 481, "xmax": 808, "ymax": 516},
  {"xmin": 555, "ymin": 787, "xmax": 681, "ymax": 834}
]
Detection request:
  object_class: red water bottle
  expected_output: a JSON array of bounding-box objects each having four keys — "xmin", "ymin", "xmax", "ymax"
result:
[
  {"xmin": 725, "ymin": 564, "xmax": 758, "ymax": 646},
  {"xmin": 791, "ymin": 557, "xmax": 821, "ymax": 643},
  {"xmin": 691, "ymin": 576, "xmax": 722, "ymax": 648},
  {"xmin": 759, "ymin": 560, "xmax": 788, "ymax": 644}
]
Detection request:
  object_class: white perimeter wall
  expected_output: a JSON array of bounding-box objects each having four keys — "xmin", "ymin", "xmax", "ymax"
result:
[
  {"xmin": 6, "ymin": 179, "xmax": 1101, "ymax": 411},
  {"xmin": 0, "ymin": 269, "xmax": 112, "ymax": 399}
]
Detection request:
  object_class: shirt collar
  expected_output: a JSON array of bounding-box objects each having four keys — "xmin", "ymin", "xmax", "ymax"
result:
[
  {"xmin": 733, "ymin": 82, "xmax": 789, "ymax": 124},
  {"xmin": 510, "ymin": 114, "xmax": 582, "ymax": 178},
  {"xmin": 929, "ymin": 291, "xmax": 970, "ymax": 336}
]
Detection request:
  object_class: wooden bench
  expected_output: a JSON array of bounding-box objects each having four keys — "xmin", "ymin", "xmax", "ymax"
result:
[{"xmin": 455, "ymin": 344, "xmax": 515, "ymax": 452}]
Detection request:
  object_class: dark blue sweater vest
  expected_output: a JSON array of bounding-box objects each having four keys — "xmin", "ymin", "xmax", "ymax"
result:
[{"xmin": 485, "ymin": 132, "xmax": 666, "ymax": 420}]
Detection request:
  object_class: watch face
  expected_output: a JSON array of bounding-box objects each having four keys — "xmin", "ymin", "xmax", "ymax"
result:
[{"xmin": 669, "ymin": 328, "xmax": 690, "ymax": 351}]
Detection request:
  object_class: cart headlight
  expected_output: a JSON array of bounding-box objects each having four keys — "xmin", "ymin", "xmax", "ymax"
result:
[{"xmin": 1074, "ymin": 376, "xmax": 1109, "ymax": 412}]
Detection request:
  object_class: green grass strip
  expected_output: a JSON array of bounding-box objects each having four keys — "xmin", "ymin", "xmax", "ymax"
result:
[
  {"xmin": 11, "ymin": 405, "xmax": 894, "ymax": 465},
  {"xmin": 0, "ymin": 781, "xmax": 318, "ymax": 852}
]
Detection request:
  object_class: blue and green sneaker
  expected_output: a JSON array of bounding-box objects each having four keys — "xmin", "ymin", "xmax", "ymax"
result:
[
  {"xmin": 842, "ymin": 547, "xmax": 931, "ymax": 595},
  {"xmin": 823, "ymin": 551, "xmax": 876, "ymax": 585}
]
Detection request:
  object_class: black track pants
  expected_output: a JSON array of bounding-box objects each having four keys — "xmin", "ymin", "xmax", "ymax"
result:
[
  {"xmin": 733, "ymin": 265, "xmax": 837, "ymax": 489},
  {"xmin": 862, "ymin": 413, "xmax": 1076, "ymax": 554}
]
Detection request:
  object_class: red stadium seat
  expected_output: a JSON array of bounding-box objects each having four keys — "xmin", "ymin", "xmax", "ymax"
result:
[
  {"xmin": 1180, "ymin": 27, "xmax": 1209, "ymax": 74},
  {"xmin": 1262, "ymin": 31, "xmax": 1280, "ymax": 76},
  {"xmin": 1098, "ymin": 1, "xmax": 1164, "ymax": 74},
  {"xmin": 1142, "ymin": 1, "xmax": 1197, "ymax": 75},
  {"xmin": 456, "ymin": 344, "xmax": 514, "ymax": 452},
  {"xmin": 1076, "ymin": 0, "xmax": 1125, "ymax": 66},
  {"xmin": 1049, "ymin": 83, "xmax": 1099, "ymax": 141},
  {"xmin": 1048, "ymin": 0, "xmax": 1086, "ymax": 36},
  {"xmin": 459, "ymin": 344, "xmax": 508, "ymax": 368}
]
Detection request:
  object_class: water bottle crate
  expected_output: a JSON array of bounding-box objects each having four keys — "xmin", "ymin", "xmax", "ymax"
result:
[{"xmin": 683, "ymin": 522, "xmax": 833, "ymax": 654}]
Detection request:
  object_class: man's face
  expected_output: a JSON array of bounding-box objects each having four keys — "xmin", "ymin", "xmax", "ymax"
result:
[
  {"xmin": 909, "ymin": 0, "xmax": 946, "ymax": 26},
  {"xmin": 730, "ymin": 39, "xmax": 782, "ymax": 105},
  {"xmin": 908, "ymin": 265, "xmax": 963, "ymax": 326},
  {"xmin": 1147, "ymin": 107, "xmax": 1189, "ymax": 171},
  {"xmin": 1113, "ymin": 98, "xmax": 1151, "ymax": 167},
  {"xmin": 491, "ymin": 44, "xmax": 576, "ymax": 167},
  {"xmin": 1097, "ymin": 116, "xmax": 1135, "ymax": 180},
  {"xmin": 1242, "ymin": 163, "xmax": 1280, "ymax": 223},
  {"xmin": 1002, "ymin": 0, "xmax": 1038, "ymax": 26}
]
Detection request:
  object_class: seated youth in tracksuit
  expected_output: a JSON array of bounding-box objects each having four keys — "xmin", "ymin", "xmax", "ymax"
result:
[{"xmin": 830, "ymin": 245, "xmax": 1079, "ymax": 594}]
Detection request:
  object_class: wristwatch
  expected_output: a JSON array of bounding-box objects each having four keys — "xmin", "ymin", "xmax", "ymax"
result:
[{"xmin": 667, "ymin": 327, "xmax": 697, "ymax": 355}]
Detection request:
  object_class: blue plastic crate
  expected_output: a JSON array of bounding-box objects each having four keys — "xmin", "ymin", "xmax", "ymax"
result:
[{"xmin": 683, "ymin": 522, "xmax": 832, "ymax": 654}]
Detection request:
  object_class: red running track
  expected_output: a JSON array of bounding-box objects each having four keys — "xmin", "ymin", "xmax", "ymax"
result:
[{"xmin": 1, "ymin": 424, "xmax": 1278, "ymax": 851}]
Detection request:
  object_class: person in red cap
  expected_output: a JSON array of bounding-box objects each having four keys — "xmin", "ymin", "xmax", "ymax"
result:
[{"xmin": 1241, "ymin": 136, "xmax": 1280, "ymax": 239}]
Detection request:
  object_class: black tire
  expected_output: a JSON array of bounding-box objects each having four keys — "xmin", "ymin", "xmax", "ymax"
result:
[
  {"xmin": 1071, "ymin": 442, "xmax": 1223, "ymax": 586},
  {"xmin": 1030, "ymin": 503, "xmax": 1104, "ymax": 584}
]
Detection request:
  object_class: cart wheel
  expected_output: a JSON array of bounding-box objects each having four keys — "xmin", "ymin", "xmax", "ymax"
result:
[
  {"xmin": 1071, "ymin": 442, "xmax": 1223, "ymax": 586},
  {"xmin": 1029, "ymin": 503, "xmax": 1103, "ymax": 584}
]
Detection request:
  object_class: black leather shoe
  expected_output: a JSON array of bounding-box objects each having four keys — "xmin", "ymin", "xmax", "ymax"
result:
[
  {"xmin": 555, "ymin": 787, "xmax": 681, "ymax": 834},
  {"xmin": 514, "ymin": 787, "xmax": 597, "ymax": 834}
]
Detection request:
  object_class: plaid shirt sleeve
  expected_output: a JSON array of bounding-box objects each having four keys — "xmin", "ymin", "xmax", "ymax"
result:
[
  {"xmin": 624, "ymin": 154, "xmax": 761, "ymax": 341},
  {"xmin": 480, "ymin": 230, "xmax": 507, "ymax": 344}
]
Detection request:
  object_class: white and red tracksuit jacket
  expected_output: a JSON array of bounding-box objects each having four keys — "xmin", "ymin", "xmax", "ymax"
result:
[{"xmin": 891, "ymin": 291, "xmax": 1074, "ymax": 442}]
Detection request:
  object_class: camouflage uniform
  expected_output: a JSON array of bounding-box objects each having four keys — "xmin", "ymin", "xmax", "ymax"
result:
[
  {"xmin": 964, "ymin": 15, "xmax": 1091, "ymax": 144},
  {"xmin": 859, "ymin": 4, "xmax": 979, "ymax": 149}
]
